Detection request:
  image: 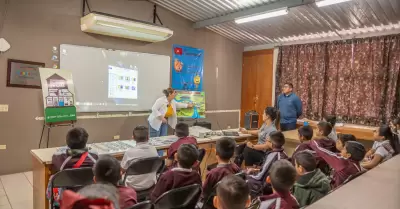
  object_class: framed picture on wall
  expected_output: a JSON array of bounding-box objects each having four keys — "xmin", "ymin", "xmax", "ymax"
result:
[{"xmin": 7, "ymin": 59, "xmax": 45, "ymax": 89}]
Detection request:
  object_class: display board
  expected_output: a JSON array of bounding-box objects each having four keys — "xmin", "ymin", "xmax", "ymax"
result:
[
  {"xmin": 60, "ymin": 44, "xmax": 170, "ymax": 112},
  {"xmin": 175, "ymin": 91, "xmax": 205, "ymax": 118}
]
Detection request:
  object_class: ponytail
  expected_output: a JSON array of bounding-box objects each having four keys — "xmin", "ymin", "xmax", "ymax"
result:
[
  {"xmin": 163, "ymin": 88, "xmax": 174, "ymax": 97},
  {"xmin": 265, "ymin": 107, "xmax": 280, "ymax": 129}
]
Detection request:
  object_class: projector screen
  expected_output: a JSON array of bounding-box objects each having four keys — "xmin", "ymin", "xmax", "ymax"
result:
[{"xmin": 60, "ymin": 44, "xmax": 170, "ymax": 112}]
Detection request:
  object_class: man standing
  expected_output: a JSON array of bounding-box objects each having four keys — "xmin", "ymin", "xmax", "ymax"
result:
[{"xmin": 277, "ymin": 83, "xmax": 302, "ymax": 131}]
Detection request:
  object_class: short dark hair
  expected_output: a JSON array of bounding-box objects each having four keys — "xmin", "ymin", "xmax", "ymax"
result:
[
  {"xmin": 345, "ymin": 141, "xmax": 366, "ymax": 162},
  {"xmin": 216, "ymin": 137, "xmax": 236, "ymax": 161},
  {"xmin": 66, "ymin": 127, "xmax": 89, "ymax": 149},
  {"xmin": 317, "ymin": 121, "xmax": 333, "ymax": 137},
  {"xmin": 216, "ymin": 175, "xmax": 249, "ymax": 209},
  {"xmin": 324, "ymin": 115, "xmax": 336, "ymax": 127},
  {"xmin": 78, "ymin": 184, "xmax": 118, "ymax": 209},
  {"xmin": 270, "ymin": 131, "xmax": 285, "ymax": 148},
  {"xmin": 338, "ymin": 134, "xmax": 356, "ymax": 145},
  {"xmin": 298, "ymin": 126, "xmax": 313, "ymax": 141},
  {"xmin": 177, "ymin": 144, "xmax": 199, "ymax": 169},
  {"xmin": 175, "ymin": 123, "xmax": 189, "ymax": 138},
  {"xmin": 294, "ymin": 151, "xmax": 317, "ymax": 172},
  {"xmin": 269, "ymin": 160, "xmax": 297, "ymax": 193},
  {"xmin": 133, "ymin": 126, "xmax": 148, "ymax": 142},
  {"xmin": 93, "ymin": 155, "xmax": 121, "ymax": 185},
  {"xmin": 284, "ymin": 82, "xmax": 293, "ymax": 88}
]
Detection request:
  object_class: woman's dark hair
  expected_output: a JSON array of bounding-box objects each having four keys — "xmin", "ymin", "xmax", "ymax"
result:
[
  {"xmin": 265, "ymin": 107, "xmax": 280, "ymax": 127},
  {"xmin": 163, "ymin": 87, "xmax": 175, "ymax": 97},
  {"xmin": 379, "ymin": 125, "xmax": 400, "ymax": 155},
  {"xmin": 324, "ymin": 115, "xmax": 336, "ymax": 127}
]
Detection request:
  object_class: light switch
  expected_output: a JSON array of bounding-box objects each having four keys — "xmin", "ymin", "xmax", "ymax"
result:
[
  {"xmin": 0, "ymin": 104, "xmax": 8, "ymax": 112},
  {"xmin": 0, "ymin": 145, "xmax": 6, "ymax": 150}
]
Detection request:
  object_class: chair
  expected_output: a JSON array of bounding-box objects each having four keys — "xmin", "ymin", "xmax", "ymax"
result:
[
  {"xmin": 154, "ymin": 184, "xmax": 201, "ymax": 209},
  {"xmin": 123, "ymin": 157, "xmax": 164, "ymax": 201},
  {"xmin": 128, "ymin": 200, "xmax": 153, "ymax": 209},
  {"xmin": 49, "ymin": 167, "xmax": 94, "ymax": 209},
  {"xmin": 198, "ymin": 148, "xmax": 206, "ymax": 163}
]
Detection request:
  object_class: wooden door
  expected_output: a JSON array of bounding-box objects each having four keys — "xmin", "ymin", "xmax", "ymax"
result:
[{"xmin": 241, "ymin": 50, "xmax": 274, "ymax": 127}]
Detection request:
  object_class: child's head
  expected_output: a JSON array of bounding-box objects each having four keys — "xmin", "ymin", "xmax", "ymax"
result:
[
  {"xmin": 213, "ymin": 175, "xmax": 250, "ymax": 209},
  {"xmin": 66, "ymin": 127, "xmax": 89, "ymax": 149},
  {"xmin": 340, "ymin": 141, "xmax": 366, "ymax": 162},
  {"xmin": 336, "ymin": 134, "xmax": 356, "ymax": 151},
  {"xmin": 268, "ymin": 160, "xmax": 297, "ymax": 194},
  {"xmin": 317, "ymin": 121, "xmax": 332, "ymax": 137},
  {"xmin": 263, "ymin": 107, "xmax": 279, "ymax": 123},
  {"xmin": 175, "ymin": 123, "xmax": 189, "ymax": 138},
  {"xmin": 93, "ymin": 155, "xmax": 121, "ymax": 186},
  {"xmin": 266, "ymin": 131, "xmax": 285, "ymax": 149},
  {"xmin": 294, "ymin": 151, "xmax": 317, "ymax": 175},
  {"xmin": 374, "ymin": 125, "xmax": 399, "ymax": 154},
  {"xmin": 176, "ymin": 144, "xmax": 199, "ymax": 169},
  {"xmin": 133, "ymin": 125, "xmax": 149, "ymax": 143},
  {"xmin": 298, "ymin": 126, "xmax": 313, "ymax": 143},
  {"xmin": 324, "ymin": 115, "xmax": 336, "ymax": 127},
  {"xmin": 77, "ymin": 184, "xmax": 119, "ymax": 209},
  {"xmin": 216, "ymin": 137, "xmax": 236, "ymax": 162}
]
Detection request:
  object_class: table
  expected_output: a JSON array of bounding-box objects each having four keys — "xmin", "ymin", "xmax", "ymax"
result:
[
  {"xmin": 297, "ymin": 120, "xmax": 376, "ymax": 141},
  {"xmin": 307, "ymin": 154, "xmax": 400, "ymax": 209}
]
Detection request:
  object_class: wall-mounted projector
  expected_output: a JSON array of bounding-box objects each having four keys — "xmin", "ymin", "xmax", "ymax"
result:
[{"xmin": 80, "ymin": 12, "xmax": 174, "ymax": 43}]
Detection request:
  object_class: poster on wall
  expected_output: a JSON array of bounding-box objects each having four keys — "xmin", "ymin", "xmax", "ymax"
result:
[
  {"xmin": 39, "ymin": 68, "xmax": 77, "ymax": 123},
  {"xmin": 171, "ymin": 45, "xmax": 204, "ymax": 91}
]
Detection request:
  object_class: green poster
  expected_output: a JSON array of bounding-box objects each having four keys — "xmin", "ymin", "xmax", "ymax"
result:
[{"xmin": 39, "ymin": 68, "xmax": 77, "ymax": 123}]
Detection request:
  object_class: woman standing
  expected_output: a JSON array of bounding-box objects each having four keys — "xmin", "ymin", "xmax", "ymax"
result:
[
  {"xmin": 148, "ymin": 88, "xmax": 193, "ymax": 137},
  {"xmin": 236, "ymin": 107, "xmax": 279, "ymax": 166}
]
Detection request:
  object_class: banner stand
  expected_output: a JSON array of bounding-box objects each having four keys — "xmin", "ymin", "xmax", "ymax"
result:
[{"xmin": 38, "ymin": 121, "xmax": 75, "ymax": 148}]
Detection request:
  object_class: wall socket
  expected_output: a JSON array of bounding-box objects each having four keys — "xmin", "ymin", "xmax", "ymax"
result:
[
  {"xmin": 0, "ymin": 104, "xmax": 8, "ymax": 112},
  {"xmin": 113, "ymin": 135, "xmax": 120, "ymax": 140}
]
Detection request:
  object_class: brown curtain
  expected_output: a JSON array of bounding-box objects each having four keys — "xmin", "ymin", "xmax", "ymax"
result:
[{"xmin": 276, "ymin": 35, "xmax": 400, "ymax": 126}]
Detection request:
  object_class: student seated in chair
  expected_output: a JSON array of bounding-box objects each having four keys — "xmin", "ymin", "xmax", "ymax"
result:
[
  {"xmin": 61, "ymin": 184, "xmax": 118, "ymax": 209},
  {"xmin": 323, "ymin": 115, "xmax": 338, "ymax": 141},
  {"xmin": 336, "ymin": 134, "xmax": 356, "ymax": 152},
  {"xmin": 213, "ymin": 175, "xmax": 250, "ymax": 209},
  {"xmin": 150, "ymin": 144, "xmax": 202, "ymax": 202},
  {"xmin": 292, "ymin": 151, "xmax": 331, "ymax": 208},
  {"xmin": 291, "ymin": 126, "xmax": 314, "ymax": 159},
  {"xmin": 121, "ymin": 126, "xmax": 159, "ymax": 191},
  {"xmin": 93, "ymin": 155, "xmax": 137, "ymax": 209},
  {"xmin": 202, "ymin": 137, "xmax": 241, "ymax": 207},
  {"xmin": 250, "ymin": 160, "xmax": 299, "ymax": 209},
  {"xmin": 47, "ymin": 127, "xmax": 98, "ymax": 208},
  {"xmin": 166, "ymin": 123, "xmax": 198, "ymax": 169}
]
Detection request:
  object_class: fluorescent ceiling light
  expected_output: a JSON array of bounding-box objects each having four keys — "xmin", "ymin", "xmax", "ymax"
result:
[
  {"xmin": 235, "ymin": 8, "xmax": 288, "ymax": 24},
  {"xmin": 316, "ymin": 0, "xmax": 352, "ymax": 7}
]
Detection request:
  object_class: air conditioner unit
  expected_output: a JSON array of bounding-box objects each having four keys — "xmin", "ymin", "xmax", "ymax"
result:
[{"xmin": 81, "ymin": 12, "xmax": 173, "ymax": 42}]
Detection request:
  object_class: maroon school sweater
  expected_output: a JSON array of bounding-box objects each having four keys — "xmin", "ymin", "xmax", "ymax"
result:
[
  {"xmin": 117, "ymin": 186, "xmax": 137, "ymax": 209},
  {"xmin": 259, "ymin": 192, "xmax": 299, "ymax": 209},
  {"xmin": 167, "ymin": 137, "xmax": 198, "ymax": 159},
  {"xmin": 51, "ymin": 148, "xmax": 98, "ymax": 172},
  {"xmin": 150, "ymin": 167, "xmax": 202, "ymax": 202},
  {"xmin": 202, "ymin": 163, "xmax": 241, "ymax": 198},
  {"xmin": 309, "ymin": 141, "xmax": 362, "ymax": 188}
]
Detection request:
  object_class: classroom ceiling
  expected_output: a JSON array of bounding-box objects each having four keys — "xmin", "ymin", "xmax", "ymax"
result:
[{"xmin": 150, "ymin": 0, "xmax": 400, "ymax": 46}]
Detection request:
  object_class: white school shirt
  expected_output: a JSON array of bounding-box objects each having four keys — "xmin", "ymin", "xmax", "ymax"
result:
[
  {"xmin": 148, "ymin": 96, "xmax": 188, "ymax": 131},
  {"xmin": 372, "ymin": 140, "xmax": 394, "ymax": 162}
]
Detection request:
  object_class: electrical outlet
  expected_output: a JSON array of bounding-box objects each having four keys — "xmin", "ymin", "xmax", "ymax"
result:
[
  {"xmin": 0, "ymin": 104, "xmax": 8, "ymax": 112},
  {"xmin": 113, "ymin": 135, "xmax": 120, "ymax": 140}
]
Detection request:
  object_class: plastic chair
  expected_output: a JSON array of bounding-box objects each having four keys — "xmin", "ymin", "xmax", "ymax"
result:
[
  {"xmin": 154, "ymin": 184, "xmax": 201, "ymax": 209},
  {"xmin": 123, "ymin": 157, "xmax": 164, "ymax": 201},
  {"xmin": 128, "ymin": 200, "xmax": 153, "ymax": 209},
  {"xmin": 49, "ymin": 167, "xmax": 94, "ymax": 209}
]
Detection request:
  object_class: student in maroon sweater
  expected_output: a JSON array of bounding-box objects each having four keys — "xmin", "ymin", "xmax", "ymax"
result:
[
  {"xmin": 203, "ymin": 137, "xmax": 241, "ymax": 207},
  {"xmin": 93, "ymin": 155, "xmax": 137, "ymax": 209},
  {"xmin": 255, "ymin": 160, "xmax": 299, "ymax": 209},
  {"xmin": 213, "ymin": 175, "xmax": 250, "ymax": 209},
  {"xmin": 315, "ymin": 121, "xmax": 337, "ymax": 152},
  {"xmin": 151, "ymin": 144, "xmax": 202, "ymax": 202},
  {"xmin": 336, "ymin": 134, "xmax": 356, "ymax": 152},
  {"xmin": 308, "ymin": 140, "xmax": 366, "ymax": 188},
  {"xmin": 291, "ymin": 126, "xmax": 314, "ymax": 159},
  {"xmin": 166, "ymin": 123, "xmax": 198, "ymax": 168}
]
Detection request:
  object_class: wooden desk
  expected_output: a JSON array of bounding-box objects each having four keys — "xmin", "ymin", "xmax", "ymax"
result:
[
  {"xmin": 307, "ymin": 154, "xmax": 400, "ymax": 209},
  {"xmin": 297, "ymin": 120, "xmax": 376, "ymax": 141},
  {"xmin": 31, "ymin": 133, "xmax": 252, "ymax": 209}
]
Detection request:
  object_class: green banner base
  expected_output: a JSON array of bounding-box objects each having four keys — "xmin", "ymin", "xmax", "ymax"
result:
[{"xmin": 44, "ymin": 106, "xmax": 77, "ymax": 123}]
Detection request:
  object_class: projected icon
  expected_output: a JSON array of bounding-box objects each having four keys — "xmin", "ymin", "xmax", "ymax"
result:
[{"xmin": 131, "ymin": 86, "xmax": 136, "ymax": 90}]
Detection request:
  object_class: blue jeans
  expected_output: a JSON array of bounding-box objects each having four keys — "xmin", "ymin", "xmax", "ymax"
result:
[
  {"xmin": 149, "ymin": 122, "xmax": 168, "ymax": 156},
  {"xmin": 280, "ymin": 122, "xmax": 297, "ymax": 131}
]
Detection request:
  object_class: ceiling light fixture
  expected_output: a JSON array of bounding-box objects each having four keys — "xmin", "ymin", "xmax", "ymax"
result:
[
  {"xmin": 235, "ymin": 8, "xmax": 288, "ymax": 24},
  {"xmin": 316, "ymin": 0, "xmax": 352, "ymax": 7}
]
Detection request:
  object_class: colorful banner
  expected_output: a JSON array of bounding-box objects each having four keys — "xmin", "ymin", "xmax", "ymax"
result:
[
  {"xmin": 39, "ymin": 68, "xmax": 77, "ymax": 123},
  {"xmin": 171, "ymin": 45, "xmax": 204, "ymax": 91},
  {"xmin": 175, "ymin": 91, "xmax": 206, "ymax": 118}
]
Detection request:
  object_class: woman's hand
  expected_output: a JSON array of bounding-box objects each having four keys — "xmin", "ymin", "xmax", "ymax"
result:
[
  {"xmin": 240, "ymin": 128, "xmax": 248, "ymax": 134},
  {"xmin": 187, "ymin": 103, "xmax": 194, "ymax": 108},
  {"xmin": 162, "ymin": 118, "xmax": 168, "ymax": 124}
]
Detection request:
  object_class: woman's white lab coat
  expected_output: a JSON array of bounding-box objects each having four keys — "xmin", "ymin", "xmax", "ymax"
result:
[{"xmin": 148, "ymin": 96, "xmax": 188, "ymax": 131}]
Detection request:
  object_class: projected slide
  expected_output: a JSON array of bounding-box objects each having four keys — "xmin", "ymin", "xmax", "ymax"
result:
[
  {"xmin": 108, "ymin": 65, "xmax": 138, "ymax": 99},
  {"xmin": 175, "ymin": 91, "xmax": 205, "ymax": 118}
]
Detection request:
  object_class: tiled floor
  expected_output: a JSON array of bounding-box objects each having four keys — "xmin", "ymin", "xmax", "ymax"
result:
[{"xmin": 0, "ymin": 172, "xmax": 33, "ymax": 209}]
